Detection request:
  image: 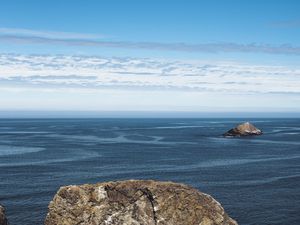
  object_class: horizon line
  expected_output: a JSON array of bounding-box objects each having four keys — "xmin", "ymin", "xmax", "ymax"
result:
[{"xmin": 0, "ymin": 110, "xmax": 299, "ymax": 119}]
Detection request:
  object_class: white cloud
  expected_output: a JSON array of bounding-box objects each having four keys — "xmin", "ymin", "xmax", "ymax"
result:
[
  {"xmin": 0, "ymin": 54, "xmax": 299, "ymax": 111},
  {"xmin": 0, "ymin": 54, "xmax": 299, "ymax": 95}
]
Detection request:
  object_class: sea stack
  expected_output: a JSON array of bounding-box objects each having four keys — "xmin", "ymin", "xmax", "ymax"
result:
[
  {"xmin": 45, "ymin": 180, "xmax": 237, "ymax": 225},
  {"xmin": 223, "ymin": 122, "xmax": 262, "ymax": 137},
  {"xmin": 0, "ymin": 205, "xmax": 8, "ymax": 225}
]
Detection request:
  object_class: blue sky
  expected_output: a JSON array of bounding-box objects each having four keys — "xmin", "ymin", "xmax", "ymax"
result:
[{"xmin": 0, "ymin": 0, "xmax": 299, "ymax": 113}]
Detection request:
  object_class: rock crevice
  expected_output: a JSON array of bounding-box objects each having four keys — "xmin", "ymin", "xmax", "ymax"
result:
[{"xmin": 138, "ymin": 188, "xmax": 157, "ymax": 225}]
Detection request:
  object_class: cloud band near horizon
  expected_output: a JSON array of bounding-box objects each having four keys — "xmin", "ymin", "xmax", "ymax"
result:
[
  {"xmin": 0, "ymin": 53, "xmax": 299, "ymax": 111},
  {"xmin": 0, "ymin": 53, "xmax": 299, "ymax": 95}
]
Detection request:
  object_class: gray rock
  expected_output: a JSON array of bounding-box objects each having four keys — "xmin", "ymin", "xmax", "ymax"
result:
[
  {"xmin": 0, "ymin": 205, "xmax": 8, "ymax": 225},
  {"xmin": 223, "ymin": 122, "xmax": 262, "ymax": 137},
  {"xmin": 45, "ymin": 180, "xmax": 237, "ymax": 225}
]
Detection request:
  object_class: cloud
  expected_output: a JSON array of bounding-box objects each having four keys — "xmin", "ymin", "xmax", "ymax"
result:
[
  {"xmin": 1, "ymin": 28, "xmax": 300, "ymax": 55},
  {"xmin": 270, "ymin": 20, "xmax": 300, "ymax": 28},
  {"xmin": 0, "ymin": 27, "xmax": 105, "ymax": 40},
  {"xmin": 0, "ymin": 54, "xmax": 300, "ymax": 95}
]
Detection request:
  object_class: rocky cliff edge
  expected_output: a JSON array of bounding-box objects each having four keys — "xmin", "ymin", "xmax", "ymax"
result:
[{"xmin": 45, "ymin": 180, "xmax": 237, "ymax": 225}]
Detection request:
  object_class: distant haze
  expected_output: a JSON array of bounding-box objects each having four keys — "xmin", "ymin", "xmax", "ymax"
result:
[{"xmin": 0, "ymin": 111, "xmax": 299, "ymax": 119}]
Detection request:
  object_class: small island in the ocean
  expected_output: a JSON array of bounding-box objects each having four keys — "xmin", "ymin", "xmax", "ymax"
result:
[{"xmin": 223, "ymin": 122, "xmax": 262, "ymax": 137}]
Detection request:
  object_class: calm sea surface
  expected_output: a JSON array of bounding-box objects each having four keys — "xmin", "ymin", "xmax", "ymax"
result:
[{"xmin": 0, "ymin": 118, "xmax": 299, "ymax": 225}]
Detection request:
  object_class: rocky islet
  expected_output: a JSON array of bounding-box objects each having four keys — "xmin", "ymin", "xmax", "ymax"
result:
[
  {"xmin": 45, "ymin": 180, "xmax": 237, "ymax": 225},
  {"xmin": 223, "ymin": 122, "xmax": 262, "ymax": 137}
]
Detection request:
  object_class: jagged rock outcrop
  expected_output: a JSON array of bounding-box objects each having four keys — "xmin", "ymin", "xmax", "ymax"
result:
[
  {"xmin": 223, "ymin": 122, "xmax": 262, "ymax": 137},
  {"xmin": 45, "ymin": 180, "xmax": 237, "ymax": 225},
  {"xmin": 0, "ymin": 205, "xmax": 8, "ymax": 225}
]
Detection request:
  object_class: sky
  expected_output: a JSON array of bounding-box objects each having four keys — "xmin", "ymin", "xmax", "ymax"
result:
[{"xmin": 0, "ymin": 0, "xmax": 299, "ymax": 115}]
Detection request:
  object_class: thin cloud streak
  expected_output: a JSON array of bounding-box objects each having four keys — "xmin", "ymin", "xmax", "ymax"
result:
[
  {"xmin": 0, "ymin": 27, "xmax": 105, "ymax": 40},
  {"xmin": 1, "ymin": 34, "xmax": 300, "ymax": 55},
  {"xmin": 270, "ymin": 20, "xmax": 300, "ymax": 28}
]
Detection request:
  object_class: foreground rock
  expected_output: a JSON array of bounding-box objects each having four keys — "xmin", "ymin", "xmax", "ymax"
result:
[
  {"xmin": 223, "ymin": 122, "xmax": 262, "ymax": 137},
  {"xmin": 45, "ymin": 180, "xmax": 237, "ymax": 225},
  {"xmin": 0, "ymin": 205, "xmax": 8, "ymax": 225}
]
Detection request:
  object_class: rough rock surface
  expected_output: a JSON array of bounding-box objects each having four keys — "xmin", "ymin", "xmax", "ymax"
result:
[
  {"xmin": 0, "ymin": 205, "xmax": 8, "ymax": 225},
  {"xmin": 45, "ymin": 180, "xmax": 237, "ymax": 225},
  {"xmin": 223, "ymin": 122, "xmax": 262, "ymax": 137}
]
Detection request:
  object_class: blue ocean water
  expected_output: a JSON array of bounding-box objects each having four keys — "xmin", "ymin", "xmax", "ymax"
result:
[{"xmin": 0, "ymin": 118, "xmax": 299, "ymax": 225}]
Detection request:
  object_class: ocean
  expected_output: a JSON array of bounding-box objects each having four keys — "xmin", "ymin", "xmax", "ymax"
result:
[{"xmin": 0, "ymin": 118, "xmax": 299, "ymax": 225}]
